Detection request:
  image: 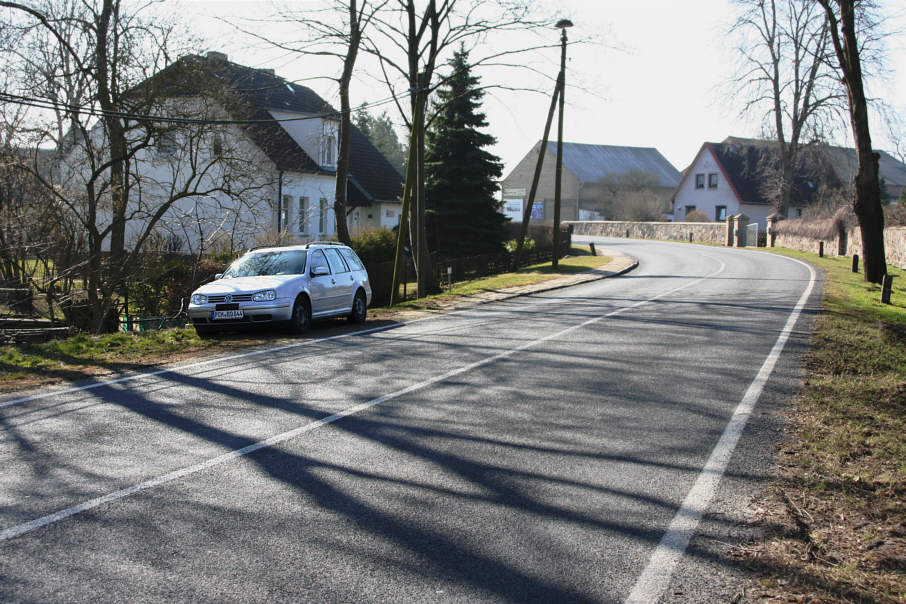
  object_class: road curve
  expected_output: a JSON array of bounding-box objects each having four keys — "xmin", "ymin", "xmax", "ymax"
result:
[{"xmin": 0, "ymin": 238, "xmax": 821, "ymax": 603}]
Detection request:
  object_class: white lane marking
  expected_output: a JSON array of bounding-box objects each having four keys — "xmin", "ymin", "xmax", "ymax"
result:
[
  {"xmin": 0, "ymin": 261, "xmax": 725, "ymax": 542},
  {"xmin": 625, "ymin": 256, "xmax": 817, "ymax": 604}
]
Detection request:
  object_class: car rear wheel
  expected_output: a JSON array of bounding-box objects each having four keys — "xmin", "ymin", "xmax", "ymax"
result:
[
  {"xmin": 290, "ymin": 296, "xmax": 312, "ymax": 334},
  {"xmin": 349, "ymin": 290, "xmax": 367, "ymax": 323}
]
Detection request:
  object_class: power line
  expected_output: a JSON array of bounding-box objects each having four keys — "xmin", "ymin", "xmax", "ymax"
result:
[{"xmin": 0, "ymin": 86, "xmax": 420, "ymax": 127}]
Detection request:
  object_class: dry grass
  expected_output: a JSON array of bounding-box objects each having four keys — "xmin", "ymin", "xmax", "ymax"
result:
[{"xmin": 738, "ymin": 250, "xmax": 906, "ymax": 602}]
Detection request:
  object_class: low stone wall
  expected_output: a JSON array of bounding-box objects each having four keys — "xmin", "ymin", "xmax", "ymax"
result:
[
  {"xmin": 774, "ymin": 225, "xmax": 906, "ymax": 269},
  {"xmin": 568, "ymin": 221, "xmax": 727, "ymax": 244},
  {"xmin": 773, "ymin": 232, "xmax": 841, "ymax": 257}
]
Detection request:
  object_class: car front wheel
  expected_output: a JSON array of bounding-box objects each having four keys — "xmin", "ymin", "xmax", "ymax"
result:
[
  {"xmin": 289, "ymin": 296, "xmax": 312, "ymax": 334},
  {"xmin": 349, "ymin": 290, "xmax": 367, "ymax": 323}
]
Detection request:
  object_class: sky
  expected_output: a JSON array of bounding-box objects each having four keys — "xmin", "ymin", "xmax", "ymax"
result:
[{"xmin": 177, "ymin": 0, "xmax": 906, "ymax": 176}]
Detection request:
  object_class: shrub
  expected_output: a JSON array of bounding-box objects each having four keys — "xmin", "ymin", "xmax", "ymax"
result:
[
  {"xmin": 504, "ymin": 238, "xmax": 534, "ymax": 252},
  {"xmin": 685, "ymin": 210, "xmax": 710, "ymax": 222},
  {"xmin": 350, "ymin": 228, "xmax": 397, "ymax": 265}
]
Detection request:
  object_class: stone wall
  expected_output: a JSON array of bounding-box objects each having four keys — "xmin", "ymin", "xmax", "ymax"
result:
[
  {"xmin": 568, "ymin": 220, "xmax": 727, "ymax": 244},
  {"xmin": 773, "ymin": 225, "xmax": 906, "ymax": 269}
]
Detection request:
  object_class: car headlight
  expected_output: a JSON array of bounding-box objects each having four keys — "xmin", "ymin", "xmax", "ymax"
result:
[
  {"xmin": 191, "ymin": 293, "xmax": 208, "ymax": 305},
  {"xmin": 253, "ymin": 289, "xmax": 277, "ymax": 302}
]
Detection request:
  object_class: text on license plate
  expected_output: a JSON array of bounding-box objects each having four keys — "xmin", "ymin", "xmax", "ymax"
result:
[{"xmin": 212, "ymin": 310, "xmax": 244, "ymax": 320}]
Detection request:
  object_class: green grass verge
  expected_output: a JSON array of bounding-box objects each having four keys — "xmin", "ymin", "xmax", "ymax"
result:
[
  {"xmin": 389, "ymin": 246, "xmax": 612, "ymax": 309},
  {"xmin": 745, "ymin": 249, "xmax": 906, "ymax": 602},
  {"xmin": 0, "ymin": 246, "xmax": 613, "ymax": 384},
  {"xmin": 0, "ymin": 328, "xmax": 211, "ymax": 383}
]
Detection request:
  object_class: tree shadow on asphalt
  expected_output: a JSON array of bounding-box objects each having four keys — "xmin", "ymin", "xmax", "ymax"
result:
[{"xmin": 0, "ymin": 283, "xmax": 817, "ymax": 602}]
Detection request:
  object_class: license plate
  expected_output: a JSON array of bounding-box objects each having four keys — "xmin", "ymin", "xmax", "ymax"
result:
[{"xmin": 211, "ymin": 310, "xmax": 243, "ymax": 320}]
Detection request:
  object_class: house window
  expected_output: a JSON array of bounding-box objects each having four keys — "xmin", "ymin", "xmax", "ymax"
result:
[
  {"xmin": 298, "ymin": 197, "xmax": 308, "ymax": 233},
  {"xmin": 708, "ymin": 173, "xmax": 718, "ymax": 189},
  {"xmin": 212, "ymin": 134, "xmax": 223, "ymax": 158},
  {"xmin": 321, "ymin": 135, "xmax": 336, "ymax": 166},
  {"xmin": 685, "ymin": 205, "xmax": 696, "ymax": 216},
  {"xmin": 715, "ymin": 205, "xmax": 727, "ymax": 221},
  {"xmin": 385, "ymin": 209, "xmax": 395, "ymax": 218},
  {"xmin": 155, "ymin": 132, "xmax": 177, "ymax": 158},
  {"xmin": 796, "ymin": 208, "xmax": 803, "ymax": 218},
  {"xmin": 694, "ymin": 174, "xmax": 705, "ymax": 189},
  {"xmin": 280, "ymin": 195, "xmax": 291, "ymax": 231},
  {"xmin": 319, "ymin": 197, "xmax": 327, "ymax": 233}
]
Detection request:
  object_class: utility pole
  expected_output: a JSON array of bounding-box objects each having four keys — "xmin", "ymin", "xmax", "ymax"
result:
[{"xmin": 552, "ymin": 19, "xmax": 572, "ymax": 268}]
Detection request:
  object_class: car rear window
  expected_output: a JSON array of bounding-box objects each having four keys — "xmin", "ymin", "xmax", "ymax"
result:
[{"xmin": 339, "ymin": 248, "xmax": 365, "ymax": 271}]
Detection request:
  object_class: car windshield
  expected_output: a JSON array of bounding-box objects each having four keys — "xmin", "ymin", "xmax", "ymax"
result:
[{"xmin": 222, "ymin": 250, "xmax": 308, "ymax": 278}]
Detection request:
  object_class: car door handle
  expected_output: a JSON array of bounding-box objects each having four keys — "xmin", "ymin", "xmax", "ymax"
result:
[
  {"xmin": 349, "ymin": 275, "xmax": 353, "ymax": 281},
  {"xmin": 331, "ymin": 279, "xmax": 335, "ymax": 284}
]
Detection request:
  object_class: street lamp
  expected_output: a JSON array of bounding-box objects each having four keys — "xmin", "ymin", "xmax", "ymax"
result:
[{"xmin": 552, "ymin": 18, "xmax": 572, "ymax": 268}]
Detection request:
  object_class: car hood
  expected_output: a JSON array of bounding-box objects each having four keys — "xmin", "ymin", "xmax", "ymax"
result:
[{"xmin": 193, "ymin": 275, "xmax": 301, "ymax": 295}]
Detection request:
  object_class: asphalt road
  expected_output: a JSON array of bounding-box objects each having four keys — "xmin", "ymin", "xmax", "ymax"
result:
[{"xmin": 0, "ymin": 238, "xmax": 821, "ymax": 603}]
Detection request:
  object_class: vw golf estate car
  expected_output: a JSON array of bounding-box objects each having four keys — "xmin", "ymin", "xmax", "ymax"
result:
[{"xmin": 188, "ymin": 242, "xmax": 372, "ymax": 336}]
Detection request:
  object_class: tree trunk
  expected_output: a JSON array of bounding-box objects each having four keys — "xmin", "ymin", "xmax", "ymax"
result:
[
  {"xmin": 820, "ymin": 0, "xmax": 886, "ymax": 283},
  {"xmin": 332, "ymin": 0, "xmax": 361, "ymax": 246}
]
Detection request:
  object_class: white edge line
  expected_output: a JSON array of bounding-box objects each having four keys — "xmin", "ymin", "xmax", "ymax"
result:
[
  {"xmin": 625, "ymin": 256, "xmax": 817, "ymax": 604},
  {"xmin": 0, "ymin": 260, "xmax": 725, "ymax": 542}
]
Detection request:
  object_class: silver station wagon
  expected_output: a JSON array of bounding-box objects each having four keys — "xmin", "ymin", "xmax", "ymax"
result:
[{"xmin": 188, "ymin": 242, "xmax": 372, "ymax": 336}]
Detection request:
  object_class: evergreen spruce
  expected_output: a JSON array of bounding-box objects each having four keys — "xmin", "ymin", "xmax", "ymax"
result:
[
  {"xmin": 425, "ymin": 48, "xmax": 506, "ymax": 257},
  {"xmin": 353, "ymin": 104, "xmax": 407, "ymax": 175}
]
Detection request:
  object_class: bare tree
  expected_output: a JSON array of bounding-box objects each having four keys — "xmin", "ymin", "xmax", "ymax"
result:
[
  {"xmin": 731, "ymin": 0, "xmax": 844, "ymax": 215},
  {"xmin": 1, "ymin": 1, "xmax": 275, "ymax": 331},
  {"xmin": 364, "ymin": 0, "xmax": 545, "ymax": 298},
  {"xmin": 817, "ymin": 0, "xmax": 886, "ymax": 283},
  {"xmin": 240, "ymin": 0, "xmax": 388, "ymax": 245}
]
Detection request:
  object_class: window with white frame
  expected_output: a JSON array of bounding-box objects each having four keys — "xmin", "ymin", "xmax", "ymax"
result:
[
  {"xmin": 694, "ymin": 174, "xmax": 705, "ymax": 189},
  {"xmin": 298, "ymin": 197, "xmax": 309, "ymax": 233},
  {"xmin": 280, "ymin": 195, "xmax": 291, "ymax": 231},
  {"xmin": 155, "ymin": 132, "xmax": 177, "ymax": 158},
  {"xmin": 320, "ymin": 134, "xmax": 336, "ymax": 166},
  {"xmin": 708, "ymin": 173, "xmax": 718, "ymax": 189},
  {"xmin": 319, "ymin": 197, "xmax": 327, "ymax": 233}
]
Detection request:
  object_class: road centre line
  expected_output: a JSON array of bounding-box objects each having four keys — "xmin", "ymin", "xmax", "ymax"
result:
[
  {"xmin": 0, "ymin": 259, "xmax": 726, "ymax": 542},
  {"xmin": 625, "ymin": 255, "xmax": 817, "ymax": 604}
]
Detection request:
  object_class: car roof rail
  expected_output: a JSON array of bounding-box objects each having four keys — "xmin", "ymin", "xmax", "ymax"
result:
[{"xmin": 305, "ymin": 240, "xmax": 345, "ymax": 248}]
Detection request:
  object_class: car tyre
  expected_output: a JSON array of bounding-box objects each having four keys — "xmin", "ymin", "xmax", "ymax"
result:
[
  {"xmin": 290, "ymin": 296, "xmax": 312, "ymax": 334},
  {"xmin": 349, "ymin": 290, "xmax": 367, "ymax": 324}
]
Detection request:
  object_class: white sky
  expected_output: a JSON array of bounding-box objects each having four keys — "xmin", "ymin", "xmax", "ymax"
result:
[{"xmin": 178, "ymin": 0, "xmax": 906, "ymax": 175}]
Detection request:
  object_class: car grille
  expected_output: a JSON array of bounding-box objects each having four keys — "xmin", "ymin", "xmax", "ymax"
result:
[{"xmin": 207, "ymin": 293, "xmax": 254, "ymax": 303}]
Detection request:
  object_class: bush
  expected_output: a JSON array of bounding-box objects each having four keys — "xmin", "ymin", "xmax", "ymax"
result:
[
  {"xmin": 504, "ymin": 238, "xmax": 534, "ymax": 252},
  {"xmin": 350, "ymin": 228, "xmax": 397, "ymax": 266},
  {"xmin": 685, "ymin": 210, "xmax": 710, "ymax": 222}
]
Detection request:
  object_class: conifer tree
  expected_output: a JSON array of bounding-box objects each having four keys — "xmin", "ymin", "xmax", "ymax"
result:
[{"xmin": 425, "ymin": 48, "xmax": 506, "ymax": 256}]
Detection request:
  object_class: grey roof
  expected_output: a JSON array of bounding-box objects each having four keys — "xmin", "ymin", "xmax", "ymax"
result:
[
  {"xmin": 544, "ymin": 142, "xmax": 681, "ymax": 188},
  {"xmin": 723, "ymin": 136, "xmax": 906, "ymax": 189},
  {"xmin": 822, "ymin": 145, "xmax": 906, "ymax": 188},
  {"xmin": 153, "ymin": 54, "xmax": 403, "ymax": 205}
]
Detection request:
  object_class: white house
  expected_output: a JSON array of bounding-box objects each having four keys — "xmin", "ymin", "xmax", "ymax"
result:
[
  {"xmin": 55, "ymin": 52, "xmax": 403, "ymax": 254},
  {"xmin": 672, "ymin": 136, "xmax": 906, "ymax": 229}
]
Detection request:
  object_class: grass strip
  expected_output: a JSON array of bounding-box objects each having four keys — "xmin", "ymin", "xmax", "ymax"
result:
[
  {"xmin": 0, "ymin": 247, "xmax": 610, "ymax": 387},
  {"xmin": 741, "ymin": 249, "xmax": 906, "ymax": 602}
]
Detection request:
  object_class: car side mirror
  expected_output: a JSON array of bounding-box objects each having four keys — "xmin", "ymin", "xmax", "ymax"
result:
[
  {"xmin": 311, "ymin": 265, "xmax": 330, "ymax": 277},
  {"xmin": 214, "ymin": 273, "xmax": 223, "ymax": 280}
]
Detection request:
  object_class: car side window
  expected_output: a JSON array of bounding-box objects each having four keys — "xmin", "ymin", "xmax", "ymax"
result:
[
  {"xmin": 323, "ymin": 248, "xmax": 350, "ymax": 274},
  {"xmin": 339, "ymin": 248, "xmax": 365, "ymax": 271},
  {"xmin": 310, "ymin": 249, "xmax": 329, "ymax": 274}
]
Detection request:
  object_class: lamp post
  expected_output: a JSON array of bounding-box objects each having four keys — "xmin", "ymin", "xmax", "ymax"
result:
[{"xmin": 552, "ymin": 18, "xmax": 572, "ymax": 268}]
